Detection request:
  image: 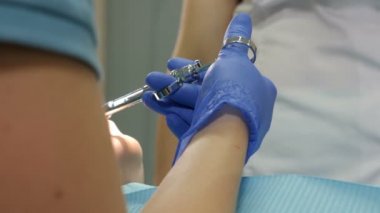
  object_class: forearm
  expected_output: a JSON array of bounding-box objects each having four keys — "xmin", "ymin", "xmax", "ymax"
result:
[
  {"xmin": 154, "ymin": 0, "xmax": 239, "ymax": 185},
  {"xmin": 173, "ymin": 0, "xmax": 238, "ymax": 63},
  {"xmin": 146, "ymin": 13, "xmax": 273, "ymax": 212},
  {"xmin": 0, "ymin": 45, "xmax": 125, "ymax": 212},
  {"xmin": 144, "ymin": 107, "xmax": 248, "ymax": 212}
]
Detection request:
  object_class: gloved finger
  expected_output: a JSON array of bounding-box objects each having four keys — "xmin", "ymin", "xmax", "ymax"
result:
[
  {"xmin": 221, "ymin": 13, "xmax": 252, "ymax": 54},
  {"xmin": 166, "ymin": 114, "xmax": 190, "ymax": 138},
  {"xmin": 169, "ymin": 83, "xmax": 200, "ymax": 108},
  {"xmin": 198, "ymin": 65, "xmax": 211, "ymax": 80},
  {"xmin": 145, "ymin": 71, "xmax": 199, "ymax": 108},
  {"xmin": 143, "ymin": 91, "xmax": 173, "ymax": 115},
  {"xmin": 263, "ymin": 76, "xmax": 277, "ymax": 98},
  {"xmin": 143, "ymin": 92, "xmax": 194, "ymax": 123},
  {"xmin": 145, "ymin": 71, "xmax": 176, "ymax": 91},
  {"xmin": 167, "ymin": 57, "xmax": 194, "ymax": 71}
]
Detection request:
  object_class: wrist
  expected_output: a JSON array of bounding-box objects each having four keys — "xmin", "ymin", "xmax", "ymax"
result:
[{"xmin": 174, "ymin": 78, "xmax": 265, "ymax": 163}]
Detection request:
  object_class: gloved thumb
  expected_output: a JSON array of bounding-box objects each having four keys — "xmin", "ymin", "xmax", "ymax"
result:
[
  {"xmin": 167, "ymin": 57, "xmax": 194, "ymax": 71},
  {"xmin": 220, "ymin": 13, "xmax": 252, "ymax": 55},
  {"xmin": 145, "ymin": 71, "xmax": 176, "ymax": 91}
]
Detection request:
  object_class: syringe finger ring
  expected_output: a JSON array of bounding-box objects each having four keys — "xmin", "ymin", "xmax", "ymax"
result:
[
  {"xmin": 223, "ymin": 36, "xmax": 258, "ymax": 63},
  {"xmin": 153, "ymin": 81, "xmax": 183, "ymax": 100}
]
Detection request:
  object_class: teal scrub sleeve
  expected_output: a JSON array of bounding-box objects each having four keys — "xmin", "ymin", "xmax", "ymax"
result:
[{"xmin": 0, "ymin": 0, "xmax": 101, "ymax": 78}]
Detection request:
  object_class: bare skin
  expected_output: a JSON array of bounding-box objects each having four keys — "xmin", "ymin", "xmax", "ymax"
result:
[
  {"xmin": 144, "ymin": 107, "xmax": 248, "ymax": 213},
  {"xmin": 0, "ymin": 44, "xmax": 126, "ymax": 213},
  {"xmin": 155, "ymin": 0, "xmax": 240, "ymax": 184},
  {"xmin": 109, "ymin": 120, "xmax": 144, "ymax": 184}
]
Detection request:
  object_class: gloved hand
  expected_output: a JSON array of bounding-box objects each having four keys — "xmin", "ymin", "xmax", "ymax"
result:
[
  {"xmin": 174, "ymin": 13, "xmax": 277, "ymax": 163},
  {"xmin": 142, "ymin": 58, "xmax": 201, "ymax": 138}
]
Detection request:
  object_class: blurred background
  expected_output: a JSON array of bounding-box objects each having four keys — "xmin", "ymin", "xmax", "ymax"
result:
[{"xmin": 95, "ymin": 0, "xmax": 183, "ymax": 184}]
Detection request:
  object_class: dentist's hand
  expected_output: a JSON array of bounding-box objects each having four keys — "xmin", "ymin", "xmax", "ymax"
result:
[
  {"xmin": 174, "ymin": 13, "xmax": 277, "ymax": 162},
  {"xmin": 143, "ymin": 14, "xmax": 276, "ymax": 164}
]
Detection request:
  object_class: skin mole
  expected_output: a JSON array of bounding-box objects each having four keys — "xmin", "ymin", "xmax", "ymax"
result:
[{"xmin": 53, "ymin": 188, "xmax": 64, "ymax": 200}]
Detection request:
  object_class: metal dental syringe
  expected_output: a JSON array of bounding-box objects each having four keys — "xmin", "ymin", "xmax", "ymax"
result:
[
  {"xmin": 104, "ymin": 60, "xmax": 206, "ymax": 117},
  {"xmin": 104, "ymin": 36, "xmax": 258, "ymax": 117}
]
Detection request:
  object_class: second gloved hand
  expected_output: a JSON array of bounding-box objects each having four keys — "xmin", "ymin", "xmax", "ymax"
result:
[{"xmin": 143, "ymin": 58, "xmax": 200, "ymax": 138}]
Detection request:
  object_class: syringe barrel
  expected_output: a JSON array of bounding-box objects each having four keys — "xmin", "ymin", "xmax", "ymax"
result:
[{"xmin": 104, "ymin": 85, "xmax": 150, "ymax": 117}]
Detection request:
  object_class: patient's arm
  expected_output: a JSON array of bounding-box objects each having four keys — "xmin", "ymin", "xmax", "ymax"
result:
[
  {"xmin": 144, "ymin": 107, "xmax": 248, "ymax": 213},
  {"xmin": 154, "ymin": 0, "xmax": 240, "ymax": 184},
  {"xmin": 0, "ymin": 45, "xmax": 125, "ymax": 213}
]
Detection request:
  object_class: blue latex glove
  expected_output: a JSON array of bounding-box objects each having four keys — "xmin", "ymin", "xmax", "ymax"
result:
[
  {"xmin": 174, "ymin": 13, "xmax": 277, "ymax": 163},
  {"xmin": 142, "ymin": 58, "xmax": 201, "ymax": 138}
]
